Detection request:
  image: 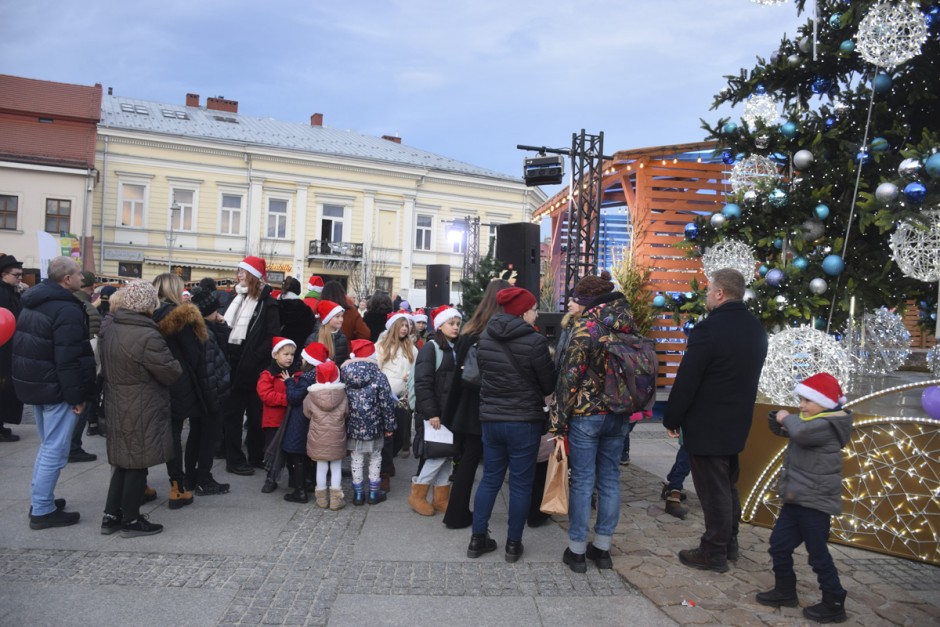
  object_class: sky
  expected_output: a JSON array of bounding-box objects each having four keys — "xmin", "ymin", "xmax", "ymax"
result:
[{"xmin": 1, "ymin": 0, "xmax": 808, "ymax": 182}]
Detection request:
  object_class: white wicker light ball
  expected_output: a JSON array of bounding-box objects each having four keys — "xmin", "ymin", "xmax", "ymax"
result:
[
  {"xmin": 889, "ymin": 211, "xmax": 940, "ymax": 282},
  {"xmin": 758, "ymin": 327, "xmax": 851, "ymax": 405},
  {"xmin": 701, "ymin": 240, "xmax": 758, "ymax": 285},
  {"xmin": 742, "ymin": 94, "xmax": 779, "ymax": 128},
  {"xmin": 843, "ymin": 308, "xmax": 911, "ymax": 376},
  {"xmin": 729, "ymin": 155, "xmax": 781, "ymax": 194},
  {"xmin": 856, "ymin": 1, "xmax": 928, "ymax": 69}
]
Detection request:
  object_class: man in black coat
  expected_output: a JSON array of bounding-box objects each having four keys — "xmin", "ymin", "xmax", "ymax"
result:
[
  {"xmin": 663, "ymin": 268, "xmax": 768, "ymax": 573},
  {"xmin": 0, "ymin": 254, "xmax": 24, "ymax": 441},
  {"xmin": 13, "ymin": 256, "xmax": 95, "ymax": 529}
]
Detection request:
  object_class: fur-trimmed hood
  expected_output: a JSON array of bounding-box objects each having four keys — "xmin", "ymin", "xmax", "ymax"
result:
[{"xmin": 154, "ymin": 302, "xmax": 208, "ymax": 343}]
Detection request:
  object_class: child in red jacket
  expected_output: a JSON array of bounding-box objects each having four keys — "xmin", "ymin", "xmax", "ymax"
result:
[{"xmin": 257, "ymin": 337, "xmax": 296, "ymax": 492}]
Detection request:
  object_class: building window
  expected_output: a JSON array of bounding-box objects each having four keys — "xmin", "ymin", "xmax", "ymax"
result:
[
  {"xmin": 415, "ymin": 215, "xmax": 432, "ymax": 251},
  {"xmin": 220, "ymin": 194, "xmax": 242, "ymax": 235},
  {"xmin": 118, "ymin": 262, "xmax": 142, "ymax": 278},
  {"xmin": 376, "ymin": 277, "xmax": 392, "ymax": 293},
  {"xmin": 451, "ymin": 281, "xmax": 463, "ymax": 293},
  {"xmin": 488, "ymin": 224, "xmax": 498, "ymax": 255},
  {"xmin": 45, "ymin": 199, "xmax": 71, "ymax": 234},
  {"xmin": 321, "ymin": 204, "xmax": 344, "ymax": 242},
  {"xmin": 414, "ymin": 279, "xmax": 427, "ymax": 289},
  {"xmin": 120, "ymin": 184, "xmax": 145, "ymax": 227},
  {"xmin": 267, "ymin": 199, "xmax": 288, "ymax": 238},
  {"xmin": 170, "ymin": 189, "xmax": 194, "ymax": 231},
  {"xmin": 0, "ymin": 195, "xmax": 17, "ymax": 230}
]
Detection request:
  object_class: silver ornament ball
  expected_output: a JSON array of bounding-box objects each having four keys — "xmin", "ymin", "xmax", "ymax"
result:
[
  {"xmin": 744, "ymin": 288, "xmax": 756, "ymax": 301},
  {"xmin": 743, "ymin": 190, "xmax": 759, "ymax": 207},
  {"xmin": 793, "ymin": 149, "xmax": 815, "ymax": 170},
  {"xmin": 875, "ymin": 182, "xmax": 899, "ymax": 203},
  {"xmin": 710, "ymin": 213, "xmax": 727, "ymax": 228},
  {"xmin": 809, "ymin": 277, "xmax": 828, "ymax": 295},
  {"xmin": 898, "ymin": 158, "xmax": 922, "ymax": 179},
  {"xmin": 801, "ymin": 219, "xmax": 826, "ymax": 242}
]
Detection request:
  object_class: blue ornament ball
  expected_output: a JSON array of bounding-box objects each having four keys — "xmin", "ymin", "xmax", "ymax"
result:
[
  {"xmin": 825, "ymin": 117, "xmax": 837, "ymax": 130},
  {"xmin": 839, "ymin": 39, "xmax": 855, "ymax": 54},
  {"xmin": 721, "ymin": 149, "xmax": 735, "ymax": 165},
  {"xmin": 672, "ymin": 293, "xmax": 683, "ymax": 306},
  {"xmin": 815, "ymin": 203, "xmax": 830, "ymax": 219},
  {"xmin": 759, "ymin": 264, "xmax": 769, "ymax": 277},
  {"xmin": 722, "ymin": 122, "xmax": 738, "ymax": 135},
  {"xmin": 903, "ymin": 181, "xmax": 928, "ymax": 204},
  {"xmin": 755, "ymin": 83, "xmax": 767, "ymax": 95},
  {"xmin": 773, "ymin": 237, "xmax": 784, "ymax": 250},
  {"xmin": 814, "ymin": 316, "xmax": 827, "ymax": 330},
  {"xmin": 653, "ymin": 295, "xmax": 666, "ymax": 308},
  {"xmin": 684, "ymin": 222, "xmax": 699, "ymax": 240},
  {"xmin": 812, "ymin": 76, "xmax": 832, "ymax": 94},
  {"xmin": 780, "ymin": 121, "xmax": 798, "ymax": 138},
  {"xmin": 722, "ymin": 203, "xmax": 741, "ymax": 219},
  {"xmin": 682, "ymin": 320, "xmax": 695, "ymax": 336},
  {"xmin": 829, "ymin": 13, "xmax": 842, "ymax": 28},
  {"xmin": 926, "ymin": 6, "xmax": 938, "ymax": 28},
  {"xmin": 873, "ymin": 72, "xmax": 892, "ymax": 93},
  {"xmin": 925, "ymin": 152, "xmax": 940, "ymax": 178},
  {"xmin": 792, "ymin": 256, "xmax": 808, "ymax": 271},
  {"xmin": 870, "ymin": 137, "xmax": 890, "ymax": 152},
  {"xmin": 765, "ymin": 268, "xmax": 786, "ymax": 288},
  {"xmin": 768, "ymin": 188, "xmax": 788, "ymax": 208},
  {"xmin": 822, "ymin": 254, "xmax": 845, "ymax": 276},
  {"xmin": 856, "ymin": 150, "xmax": 871, "ymax": 165}
]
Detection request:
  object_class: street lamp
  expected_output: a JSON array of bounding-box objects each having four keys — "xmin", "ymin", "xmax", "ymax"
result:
[
  {"xmin": 446, "ymin": 216, "xmax": 481, "ymax": 282},
  {"xmin": 167, "ymin": 201, "xmax": 180, "ymax": 272}
]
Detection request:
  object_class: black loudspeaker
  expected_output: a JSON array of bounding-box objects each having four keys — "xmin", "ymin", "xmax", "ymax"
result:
[
  {"xmin": 496, "ymin": 222, "xmax": 540, "ymax": 300},
  {"xmin": 426, "ymin": 264, "xmax": 451, "ymax": 309},
  {"xmin": 536, "ymin": 312, "xmax": 565, "ymax": 344}
]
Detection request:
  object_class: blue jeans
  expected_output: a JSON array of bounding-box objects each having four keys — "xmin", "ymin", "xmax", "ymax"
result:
[
  {"xmin": 472, "ymin": 421, "xmax": 542, "ymax": 542},
  {"xmin": 31, "ymin": 403, "xmax": 79, "ymax": 516},
  {"xmin": 666, "ymin": 445, "xmax": 691, "ymax": 491},
  {"xmin": 620, "ymin": 420, "xmax": 636, "ymax": 460},
  {"xmin": 568, "ymin": 414, "xmax": 629, "ymax": 553},
  {"xmin": 770, "ymin": 503, "xmax": 844, "ymax": 594}
]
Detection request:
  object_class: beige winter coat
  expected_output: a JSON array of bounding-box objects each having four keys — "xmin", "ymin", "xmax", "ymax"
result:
[
  {"xmin": 304, "ymin": 381, "xmax": 348, "ymax": 461},
  {"xmin": 100, "ymin": 310, "xmax": 182, "ymax": 469}
]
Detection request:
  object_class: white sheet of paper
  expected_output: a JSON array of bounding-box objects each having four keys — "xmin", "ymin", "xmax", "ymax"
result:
[{"xmin": 423, "ymin": 420, "xmax": 454, "ymax": 445}]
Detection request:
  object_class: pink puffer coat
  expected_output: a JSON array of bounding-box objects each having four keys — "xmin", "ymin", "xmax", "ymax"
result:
[{"xmin": 304, "ymin": 381, "xmax": 348, "ymax": 461}]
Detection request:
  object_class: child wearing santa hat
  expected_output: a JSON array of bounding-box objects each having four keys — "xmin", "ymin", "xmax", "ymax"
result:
[
  {"xmin": 256, "ymin": 337, "xmax": 297, "ymax": 494},
  {"xmin": 411, "ymin": 308, "xmax": 429, "ymax": 349},
  {"xmin": 341, "ymin": 339, "xmax": 397, "ymax": 506},
  {"xmin": 316, "ymin": 300, "xmax": 349, "ymax": 366},
  {"xmin": 757, "ymin": 372, "xmax": 853, "ymax": 623},
  {"xmin": 303, "ymin": 360, "xmax": 348, "ymax": 510}
]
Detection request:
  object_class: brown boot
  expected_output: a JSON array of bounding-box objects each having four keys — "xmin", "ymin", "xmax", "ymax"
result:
[
  {"xmin": 380, "ymin": 472, "xmax": 391, "ymax": 494},
  {"xmin": 408, "ymin": 483, "xmax": 435, "ymax": 516},
  {"xmin": 315, "ymin": 488, "xmax": 329, "ymax": 509},
  {"xmin": 665, "ymin": 490, "xmax": 688, "ymax": 519},
  {"xmin": 329, "ymin": 488, "xmax": 346, "ymax": 511},
  {"xmin": 432, "ymin": 484, "xmax": 450, "ymax": 513},
  {"xmin": 169, "ymin": 480, "xmax": 193, "ymax": 510}
]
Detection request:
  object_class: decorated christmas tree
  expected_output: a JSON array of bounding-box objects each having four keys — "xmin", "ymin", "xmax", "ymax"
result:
[{"xmin": 674, "ymin": 0, "xmax": 939, "ymax": 336}]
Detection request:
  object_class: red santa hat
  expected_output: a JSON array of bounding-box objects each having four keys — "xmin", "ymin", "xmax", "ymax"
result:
[
  {"xmin": 795, "ymin": 373, "xmax": 847, "ymax": 410},
  {"xmin": 412, "ymin": 308, "xmax": 428, "ymax": 324},
  {"xmin": 301, "ymin": 342, "xmax": 330, "ymax": 366},
  {"xmin": 238, "ymin": 256, "xmax": 266, "ymax": 281},
  {"xmin": 271, "ymin": 336, "xmax": 296, "ymax": 357},
  {"xmin": 316, "ymin": 299, "xmax": 344, "ymax": 324},
  {"xmin": 385, "ymin": 309, "xmax": 412, "ymax": 330},
  {"xmin": 431, "ymin": 304, "xmax": 462, "ymax": 331},
  {"xmin": 349, "ymin": 339, "xmax": 376, "ymax": 360},
  {"xmin": 307, "ymin": 275, "xmax": 324, "ymax": 296},
  {"xmin": 315, "ymin": 360, "xmax": 341, "ymax": 385}
]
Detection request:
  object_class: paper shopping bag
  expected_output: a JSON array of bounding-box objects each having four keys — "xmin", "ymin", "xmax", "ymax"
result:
[{"xmin": 540, "ymin": 438, "xmax": 568, "ymax": 516}]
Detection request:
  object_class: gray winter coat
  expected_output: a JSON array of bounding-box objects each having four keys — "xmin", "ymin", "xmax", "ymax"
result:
[
  {"xmin": 768, "ymin": 408, "xmax": 854, "ymax": 516},
  {"xmin": 304, "ymin": 380, "xmax": 348, "ymax": 461},
  {"xmin": 100, "ymin": 310, "xmax": 182, "ymax": 469}
]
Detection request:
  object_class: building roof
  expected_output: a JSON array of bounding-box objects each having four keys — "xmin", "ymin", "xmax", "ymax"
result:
[
  {"xmin": 99, "ymin": 94, "xmax": 521, "ymax": 183},
  {"xmin": 0, "ymin": 75, "xmax": 102, "ymax": 168}
]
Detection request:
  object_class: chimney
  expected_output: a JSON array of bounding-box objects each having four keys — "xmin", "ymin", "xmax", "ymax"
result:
[
  {"xmin": 382, "ymin": 135, "xmax": 402, "ymax": 144},
  {"xmin": 310, "ymin": 113, "xmax": 323, "ymax": 127},
  {"xmin": 186, "ymin": 93, "xmax": 200, "ymax": 107},
  {"xmin": 206, "ymin": 96, "xmax": 238, "ymax": 113}
]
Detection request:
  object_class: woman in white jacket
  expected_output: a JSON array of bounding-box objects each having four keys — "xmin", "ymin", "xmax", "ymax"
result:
[{"xmin": 376, "ymin": 311, "xmax": 418, "ymax": 490}]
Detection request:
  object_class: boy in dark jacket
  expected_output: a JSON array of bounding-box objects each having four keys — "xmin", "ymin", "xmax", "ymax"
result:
[{"xmin": 757, "ymin": 372, "xmax": 853, "ymax": 624}]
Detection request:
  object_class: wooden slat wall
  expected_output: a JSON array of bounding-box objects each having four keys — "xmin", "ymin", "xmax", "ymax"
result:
[{"xmin": 904, "ymin": 300, "xmax": 937, "ymax": 349}]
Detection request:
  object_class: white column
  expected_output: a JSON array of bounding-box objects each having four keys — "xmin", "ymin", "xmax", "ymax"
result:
[
  {"xmin": 293, "ymin": 183, "xmax": 310, "ymax": 279},
  {"xmin": 362, "ymin": 189, "xmax": 376, "ymax": 258},
  {"xmin": 247, "ymin": 175, "xmax": 264, "ymax": 255},
  {"xmin": 401, "ymin": 193, "xmax": 415, "ymax": 294}
]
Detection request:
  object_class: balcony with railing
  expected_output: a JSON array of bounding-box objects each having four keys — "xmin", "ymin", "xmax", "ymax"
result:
[{"xmin": 307, "ymin": 240, "xmax": 363, "ymax": 267}]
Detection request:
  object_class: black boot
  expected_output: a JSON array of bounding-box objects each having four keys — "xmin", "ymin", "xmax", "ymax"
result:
[
  {"xmin": 283, "ymin": 458, "xmax": 308, "ymax": 503},
  {"xmin": 803, "ymin": 590, "xmax": 847, "ymax": 623},
  {"xmin": 756, "ymin": 574, "xmax": 799, "ymax": 607},
  {"xmin": 467, "ymin": 532, "xmax": 497, "ymax": 558}
]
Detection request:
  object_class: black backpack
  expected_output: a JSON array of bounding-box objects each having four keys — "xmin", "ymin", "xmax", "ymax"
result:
[{"xmin": 587, "ymin": 322, "xmax": 658, "ymax": 415}]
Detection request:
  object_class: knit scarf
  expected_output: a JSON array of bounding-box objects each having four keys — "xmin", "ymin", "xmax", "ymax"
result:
[{"xmin": 224, "ymin": 285, "xmax": 258, "ymax": 345}]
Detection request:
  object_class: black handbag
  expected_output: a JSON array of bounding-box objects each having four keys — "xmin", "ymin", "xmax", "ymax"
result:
[{"xmin": 460, "ymin": 343, "xmax": 482, "ymax": 388}]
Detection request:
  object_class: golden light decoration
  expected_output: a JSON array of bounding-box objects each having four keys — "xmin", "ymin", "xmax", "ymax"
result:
[{"xmin": 741, "ymin": 380, "xmax": 940, "ymax": 565}]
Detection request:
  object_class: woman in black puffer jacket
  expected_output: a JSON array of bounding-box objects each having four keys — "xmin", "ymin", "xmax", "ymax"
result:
[
  {"xmin": 277, "ymin": 277, "xmax": 313, "ymax": 369},
  {"xmin": 153, "ymin": 273, "xmax": 210, "ymax": 509},
  {"xmin": 467, "ymin": 287, "xmax": 556, "ymax": 563}
]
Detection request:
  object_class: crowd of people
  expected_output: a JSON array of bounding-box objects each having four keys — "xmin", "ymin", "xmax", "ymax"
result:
[{"xmin": 0, "ymin": 254, "xmax": 853, "ymax": 623}]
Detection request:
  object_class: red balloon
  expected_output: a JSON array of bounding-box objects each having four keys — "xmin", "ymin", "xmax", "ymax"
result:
[{"xmin": 0, "ymin": 308, "xmax": 14, "ymax": 347}]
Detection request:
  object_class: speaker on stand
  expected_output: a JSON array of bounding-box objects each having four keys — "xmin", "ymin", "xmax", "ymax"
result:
[
  {"xmin": 496, "ymin": 222, "xmax": 541, "ymax": 299},
  {"xmin": 426, "ymin": 264, "xmax": 451, "ymax": 309}
]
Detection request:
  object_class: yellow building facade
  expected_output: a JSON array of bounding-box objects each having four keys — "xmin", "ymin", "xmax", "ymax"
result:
[{"xmin": 94, "ymin": 94, "xmax": 545, "ymax": 306}]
